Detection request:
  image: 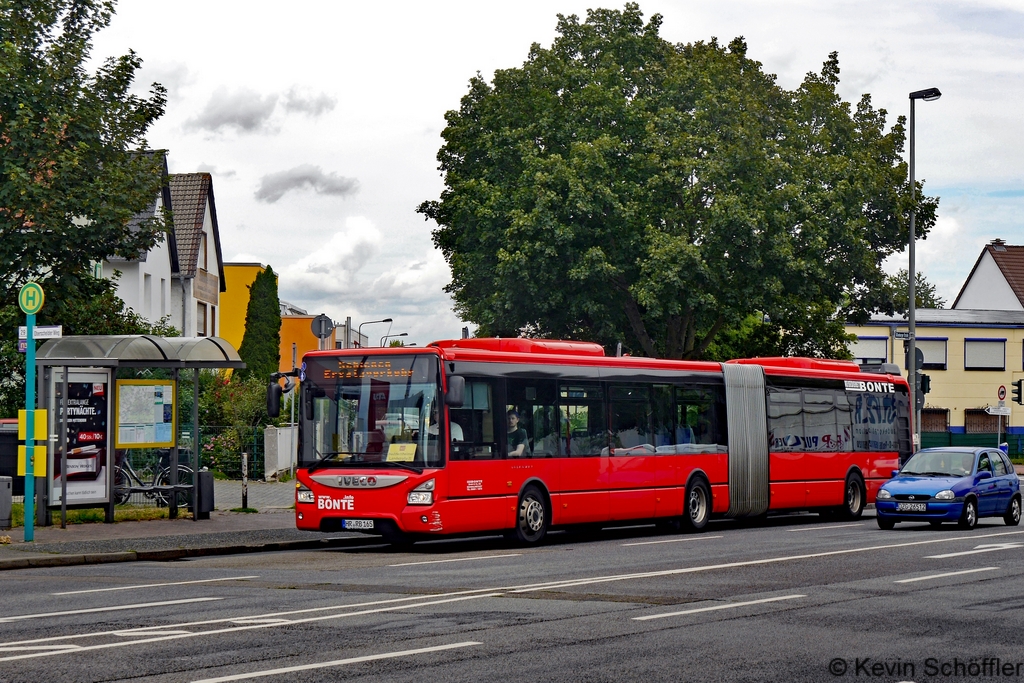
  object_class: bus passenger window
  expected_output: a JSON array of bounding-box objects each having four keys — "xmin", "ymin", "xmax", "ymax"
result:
[
  {"xmin": 449, "ymin": 379, "xmax": 500, "ymax": 460},
  {"xmin": 559, "ymin": 383, "xmax": 607, "ymax": 456},
  {"xmin": 673, "ymin": 385, "xmax": 727, "ymax": 453},
  {"xmin": 609, "ymin": 385, "xmax": 653, "ymax": 454},
  {"xmin": 507, "ymin": 379, "xmax": 559, "ymax": 457},
  {"xmin": 652, "ymin": 384, "xmax": 674, "ymax": 449}
]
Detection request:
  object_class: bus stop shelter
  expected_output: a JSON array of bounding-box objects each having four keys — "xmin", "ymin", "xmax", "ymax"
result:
[{"xmin": 32, "ymin": 335, "xmax": 245, "ymax": 525}]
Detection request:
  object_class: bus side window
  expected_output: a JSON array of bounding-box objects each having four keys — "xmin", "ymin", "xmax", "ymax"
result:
[
  {"xmin": 609, "ymin": 384, "xmax": 653, "ymax": 454},
  {"xmin": 652, "ymin": 384, "xmax": 675, "ymax": 449},
  {"xmin": 507, "ymin": 379, "xmax": 559, "ymax": 457},
  {"xmin": 450, "ymin": 379, "xmax": 500, "ymax": 460},
  {"xmin": 675, "ymin": 384, "xmax": 727, "ymax": 453},
  {"xmin": 558, "ymin": 382, "xmax": 607, "ymax": 456}
]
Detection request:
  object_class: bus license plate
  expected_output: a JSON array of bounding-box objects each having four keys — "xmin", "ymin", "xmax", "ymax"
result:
[
  {"xmin": 343, "ymin": 519, "xmax": 374, "ymax": 530},
  {"xmin": 896, "ymin": 502, "xmax": 927, "ymax": 512}
]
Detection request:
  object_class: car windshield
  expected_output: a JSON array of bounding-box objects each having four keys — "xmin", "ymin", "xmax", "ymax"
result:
[
  {"xmin": 300, "ymin": 353, "xmax": 445, "ymax": 469},
  {"xmin": 901, "ymin": 450, "xmax": 974, "ymax": 477}
]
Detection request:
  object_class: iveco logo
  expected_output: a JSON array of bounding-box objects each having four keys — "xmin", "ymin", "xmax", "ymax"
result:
[{"xmin": 340, "ymin": 476, "xmax": 376, "ymax": 487}]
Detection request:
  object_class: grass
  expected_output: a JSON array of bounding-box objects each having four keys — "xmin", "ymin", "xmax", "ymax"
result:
[
  {"xmin": 230, "ymin": 507, "xmax": 259, "ymax": 513},
  {"xmin": 10, "ymin": 503, "xmax": 171, "ymax": 527}
]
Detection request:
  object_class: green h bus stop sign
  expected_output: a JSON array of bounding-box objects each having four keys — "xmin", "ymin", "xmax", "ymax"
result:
[
  {"xmin": 19, "ymin": 282, "xmax": 44, "ymax": 315},
  {"xmin": 19, "ymin": 282, "xmax": 44, "ymax": 541}
]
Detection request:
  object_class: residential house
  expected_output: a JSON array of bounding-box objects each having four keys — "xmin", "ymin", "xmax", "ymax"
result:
[{"xmin": 168, "ymin": 173, "xmax": 225, "ymax": 337}]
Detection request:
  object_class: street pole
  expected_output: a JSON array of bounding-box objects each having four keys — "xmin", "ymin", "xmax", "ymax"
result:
[{"xmin": 908, "ymin": 95, "xmax": 918, "ymax": 452}]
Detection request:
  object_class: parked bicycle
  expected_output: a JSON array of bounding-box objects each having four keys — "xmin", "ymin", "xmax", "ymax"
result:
[{"xmin": 112, "ymin": 451, "xmax": 194, "ymax": 507}]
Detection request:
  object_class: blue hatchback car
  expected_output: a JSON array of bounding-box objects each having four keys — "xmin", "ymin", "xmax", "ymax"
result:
[{"xmin": 876, "ymin": 447, "xmax": 1021, "ymax": 530}]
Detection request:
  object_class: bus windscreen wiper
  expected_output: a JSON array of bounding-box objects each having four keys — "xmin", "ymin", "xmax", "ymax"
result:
[
  {"xmin": 306, "ymin": 451, "xmax": 349, "ymax": 473},
  {"xmin": 306, "ymin": 453, "xmax": 424, "ymax": 474}
]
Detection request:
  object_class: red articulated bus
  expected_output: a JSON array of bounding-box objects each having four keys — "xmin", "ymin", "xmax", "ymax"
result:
[{"xmin": 269, "ymin": 338, "xmax": 911, "ymax": 545}]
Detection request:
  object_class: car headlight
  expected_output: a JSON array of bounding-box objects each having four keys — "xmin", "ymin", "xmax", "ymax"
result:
[
  {"xmin": 935, "ymin": 490, "xmax": 955, "ymax": 500},
  {"xmin": 877, "ymin": 489, "xmax": 892, "ymax": 500},
  {"xmin": 296, "ymin": 483, "xmax": 314, "ymax": 504},
  {"xmin": 408, "ymin": 478, "xmax": 435, "ymax": 505}
]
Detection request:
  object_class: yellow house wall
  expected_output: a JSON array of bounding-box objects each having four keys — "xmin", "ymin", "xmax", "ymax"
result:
[
  {"xmin": 220, "ymin": 263, "xmax": 266, "ymax": 351},
  {"xmin": 280, "ymin": 316, "xmax": 336, "ymax": 373},
  {"xmin": 847, "ymin": 323, "xmax": 1024, "ymax": 430}
]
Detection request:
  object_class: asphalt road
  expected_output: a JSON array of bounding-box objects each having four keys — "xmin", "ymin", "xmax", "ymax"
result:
[{"xmin": 2, "ymin": 512, "xmax": 1023, "ymax": 682}]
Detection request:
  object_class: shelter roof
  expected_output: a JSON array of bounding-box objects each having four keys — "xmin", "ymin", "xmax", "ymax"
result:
[{"xmin": 35, "ymin": 335, "xmax": 244, "ymax": 369}]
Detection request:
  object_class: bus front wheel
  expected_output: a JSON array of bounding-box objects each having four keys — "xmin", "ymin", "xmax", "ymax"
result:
[
  {"xmin": 681, "ymin": 478, "xmax": 711, "ymax": 532},
  {"xmin": 515, "ymin": 485, "xmax": 549, "ymax": 544}
]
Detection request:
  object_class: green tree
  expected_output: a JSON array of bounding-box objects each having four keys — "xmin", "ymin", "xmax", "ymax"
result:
[
  {"xmin": 236, "ymin": 266, "xmax": 281, "ymax": 381},
  {"xmin": 419, "ymin": 4, "xmax": 938, "ymax": 359},
  {"xmin": 882, "ymin": 269, "xmax": 946, "ymax": 311}
]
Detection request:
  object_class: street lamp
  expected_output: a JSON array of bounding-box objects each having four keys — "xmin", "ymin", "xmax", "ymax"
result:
[
  {"xmin": 356, "ymin": 318, "xmax": 392, "ymax": 348},
  {"xmin": 381, "ymin": 332, "xmax": 408, "ymax": 347},
  {"xmin": 908, "ymin": 87, "xmax": 941, "ymax": 453}
]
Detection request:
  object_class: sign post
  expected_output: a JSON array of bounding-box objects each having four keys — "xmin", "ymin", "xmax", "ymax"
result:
[{"xmin": 19, "ymin": 282, "xmax": 44, "ymax": 542}]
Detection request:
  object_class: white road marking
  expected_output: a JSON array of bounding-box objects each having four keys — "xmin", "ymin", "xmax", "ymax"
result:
[
  {"xmin": 894, "ymin": 567, "xmax": 999, "ymax": 583},
  {"xmin": 787, "ymin": 524, "xmax": 864, "ymax": 532},
  {"xmin": 0, "ymin": 594, "xmax": 501, "ymax": 663},
  {"xmin": 926, "ymin": 542, "xmax": 1024, "ymax": 559},
  {"xmin": 389, "ymin": 554, "xmax": 522, "ymax": 567},
  {"xmin": 633, "ymin": 594, "xmax": 806, "ymax": 621},
  {"xmin": 0, "ymin": 598, "xmax": 223, "ymax": 624},
  {"xmin": 0, "ymin": 645, "xmax": 82, "ymax": 652},
  {"xmin": 190, "ymin": 641, "xmax": 482, "ymax": 683},
  {"xmin": 52, "ymin": 576, "xmax": 259, "ymax": 596},
  {"xmin": 622, "ymin": 535, "xmax": 723, "ymax": 547}
]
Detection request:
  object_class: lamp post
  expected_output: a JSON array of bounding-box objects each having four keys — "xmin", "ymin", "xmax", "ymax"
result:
[
  {"xmin": 908, "ymin": 87, "xmax": 941, "ymax": 453},
  {"xmin": 356, "ymin": 318, "xmax": 392, "ymax": 348},
  {"xmin": 381, "ymin": 332, "xmax": 408, "ymax": 347}
]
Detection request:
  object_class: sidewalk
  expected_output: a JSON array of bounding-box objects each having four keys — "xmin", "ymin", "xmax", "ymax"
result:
[{"xmin": 0, "ymin": 480, "xmax": 367, "ymax": 571}]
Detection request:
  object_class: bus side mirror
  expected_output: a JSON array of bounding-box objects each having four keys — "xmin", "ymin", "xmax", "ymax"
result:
[
  {"xmin": 267, "ymin": 382, "xmax": 283, "ymax": 418},
  {"xmin": 445, "ymin": 375, "xmax": 465, "ymax": 407},
  {"xmin": 303, "ymin": 382, "xmax": 315, "ymax": 421}
]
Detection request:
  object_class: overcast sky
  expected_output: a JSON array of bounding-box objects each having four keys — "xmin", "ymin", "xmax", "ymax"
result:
[{"xmin": 92, "ymin": 0, "xmax": 1024, "ymax": 346}]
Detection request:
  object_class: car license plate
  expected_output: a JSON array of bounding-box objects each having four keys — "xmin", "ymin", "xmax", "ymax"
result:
[
  {"xmin": 342, "ymin": 519, "xmax": 374, "ymax": 530},
  {"xmin": 896, "ymin": 502, "xmax": 927, "ymax": 512}
]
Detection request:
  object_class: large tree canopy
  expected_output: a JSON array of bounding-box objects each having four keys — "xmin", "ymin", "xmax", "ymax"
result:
[{"xmin": 419, "ymin": 4, "xmax": 938, "ymax": 359}]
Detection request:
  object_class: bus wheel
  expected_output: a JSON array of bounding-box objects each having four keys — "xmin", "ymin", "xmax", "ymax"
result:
[
  {"xmin": 515, "ymin": 485, "xmax": 549, "ymax": 544},
  {"xmin": 839, "ymin": 472, "xmax": 865, "ymax": 520},
  {"xmin": 681, "ymin": 478, "xmax": 711, "ymax": 532}
]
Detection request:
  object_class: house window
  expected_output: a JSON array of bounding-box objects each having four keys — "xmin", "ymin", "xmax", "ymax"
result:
[
  {"xmin": 921, "ymin": 409, "xmax": 949, "ymax": 432},
  {"xmin": 210, "ymin": 305, "xmax": 216, "ymax": 337},
  {"xmin": 197, "ymin": 302, "xmax": 207, "ymax": 337},
  {"xmin": 200, "ymin": 234, "xmax": 208, "ymax": 272},
  {"xmin": 143, "ymin": 273, "xmax": 152, "ymax": 319},
  {"xmin": 964, "ymin": 338, "xmax": 1005, "ymax": 371},
  {"xmin": 917, "ymin": 338, "xmax": 947, "ymax": 370},
  {"xmin": 964, "ymin": 409, "xmax": 999, "ymax": 433},
  {"xmin": 849, "ymin": 336, "xmax": 887, "ymax": 365}
]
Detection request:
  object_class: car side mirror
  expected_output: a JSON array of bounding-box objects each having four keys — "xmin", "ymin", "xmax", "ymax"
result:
[
  {"xmin": 977, "ymin": 470, "xmax": 992, "ymax": 480},
  {"xmin": 445, "ymin": 375, "xmax": 465, "ymax": 407},
  {"xmin": 892, "ymin": 469, "xmax": 900, "ymax": 478},
  {"xmin": 267, "ymin": 382, "xmax": 282, "ymax": 418}
]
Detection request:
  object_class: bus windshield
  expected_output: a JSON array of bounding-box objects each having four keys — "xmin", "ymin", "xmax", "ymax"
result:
[{"xmin": 301, "ymin": 354, "xmax": 445, "ymax": 469}]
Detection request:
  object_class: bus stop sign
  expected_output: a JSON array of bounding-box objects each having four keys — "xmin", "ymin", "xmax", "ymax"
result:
[{"xmin": 311, "ymin": 314, "xmax": 334, "ymax": 340}]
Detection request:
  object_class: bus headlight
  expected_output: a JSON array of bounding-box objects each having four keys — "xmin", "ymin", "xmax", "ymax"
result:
[
  {"xmin": 408, "ymin": 478, "xmax": 435, "ymax": 505},
  {"xmin": 935, "ymin": 490, "xmax": 955, "ymax": 500},
  {"xmin": 876, "ymin": 489, "xmax": 892, "ymax": 500},
  {"xmin": 296, "ymin": 484, "xmax": 314, "ymax": 504}
]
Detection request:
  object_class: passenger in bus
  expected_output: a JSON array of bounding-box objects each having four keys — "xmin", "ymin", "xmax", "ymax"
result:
[
  {"xmin": 507, "ymin": 409, "xmax": 528, "ymax": 457},
  {"xmin": 423, "ymin": 403, "xmax": 463, "ymax": 441}
]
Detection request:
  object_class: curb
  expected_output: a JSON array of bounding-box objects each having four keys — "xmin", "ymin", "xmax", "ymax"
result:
[{"xmin": 0, "ymin": 536, "xmax": 376, "ymax": 571}]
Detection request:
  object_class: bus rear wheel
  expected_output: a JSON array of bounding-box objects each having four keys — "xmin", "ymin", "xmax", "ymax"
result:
[
  {"xmin": 680, "ymin": 478, "xmax": 711, "ymax": 532},
  {"xmin": 515, "ymin": 485, "xmax": 549, "ymax": 544},
  {"xmin": 838, "ymin": 472, "xmax": 865, "ymax": 520}
]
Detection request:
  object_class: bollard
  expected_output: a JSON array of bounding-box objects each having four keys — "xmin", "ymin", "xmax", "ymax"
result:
[{"xmin": 242, "ymin": 452, "xmax": 248, "ymax": 510}]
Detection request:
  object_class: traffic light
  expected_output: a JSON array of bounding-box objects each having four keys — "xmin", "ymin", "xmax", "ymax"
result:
[
  {"xmin": 919, "ymin": 373, "xmax": 931, "ymax": 395},
  {"xmin": 1013, "ymin": 379, "xmax": 1023, "ymax": 405}
]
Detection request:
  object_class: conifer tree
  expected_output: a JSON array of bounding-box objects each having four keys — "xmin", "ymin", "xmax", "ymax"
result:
[{"xmin": 236, "ymin": 266, "xmax": 281, "ymax": 381}]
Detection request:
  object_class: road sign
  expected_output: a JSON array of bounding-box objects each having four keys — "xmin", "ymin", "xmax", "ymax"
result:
[
  {"xmin": 18, "ymin": 282, "xmax": 44, "ymax": 314},
  {"xmin": 985, "ymin": 406, "xmax": 1011, "ymax": 416},
  {"xmin": 18, "ymin": 325, "xmax": 62, "ymax": 340},
  {"xmin": 310, "ymin": 314, "xmax": 334, "ymax": 339},
  {"xmin": 999, "ymin": 385, "xmax": 1007, "ymax": 401},
  {"xmin": 904, "ymin": 347, "xmax": 923, "ymax": 370},
  {"xmin": 894, "ymin": 330, "xmax": 913, "ymax": 340}
]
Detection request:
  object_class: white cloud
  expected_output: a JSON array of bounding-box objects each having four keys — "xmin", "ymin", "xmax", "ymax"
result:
[
  {"xmin": 185, "ymin": 87, "xmax": 279, "ymax": 133},
  {"xmin": 282, "ymin": 87, "xmax": 337, "ymax": 116},
  {"xmin": 254, "ymin": 165, "xmax": 358, "ymax": 203}
]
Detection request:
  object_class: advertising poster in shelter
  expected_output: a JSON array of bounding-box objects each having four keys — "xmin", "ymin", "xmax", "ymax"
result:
[{"xmin": 48, "ymin": 369, "xmax": 111, "ymax": 505}]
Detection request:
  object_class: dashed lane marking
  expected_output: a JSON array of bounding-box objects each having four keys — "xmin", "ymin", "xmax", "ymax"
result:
[
  {"xmin": 389, "ymin": 554, "xmax": 521, "ymax": 567},
  {"xmin": 787, "ymin": 524, "xmax": 864, "ymax": 532},
  {"xmin": 894, "ymin": 567, "xmax": 999, "ymax": 583},
  {"xmin": 52, "ymin": 576, "xmax": 258, "ymax": 596},
  {"xmin": 634, "ymin": 594, "xmax": 806, "ymax": 621},
  {"xmin": 622, "ymin": 535, "xmax": 723, "ymax": 547},
  {"xmin": 0, "ymin": 598, "xmax": 223, "ymax": 624}
]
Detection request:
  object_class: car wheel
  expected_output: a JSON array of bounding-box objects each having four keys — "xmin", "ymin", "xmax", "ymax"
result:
[
  {"xmin": 877, "ymin": 516, "xmax": 896, "ymax": 530},
  {"xmin": 1004, "ymin": 495, "xmax": 1022, "ymax": 527},
  {"xmin": 839, "ymin": 472, "xmax": 865, "ymax": 520},
  {"xmin": 680, "ymin": 478, "xmax": 711, "ymax": 532},
  {"xmin": 515, "ymin": 485, "xmax": 549, "ymax": 544},
  {"xmin": 958, "ymin": 499, "xmax": 978, "ymax": 530}
]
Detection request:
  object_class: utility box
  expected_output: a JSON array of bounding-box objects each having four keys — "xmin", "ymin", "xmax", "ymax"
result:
[
  {"xmin": 0, "ymin": 476, "xmax": 12, "ymax": 530},
  {"xmin": 196, "ymin": 470, "xmax": 214, "ymax": 520}
]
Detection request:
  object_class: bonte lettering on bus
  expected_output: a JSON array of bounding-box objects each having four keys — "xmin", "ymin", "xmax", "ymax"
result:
[{"xmin": 317, "ymin": 495, "xmax": 355, "ymax": 511}]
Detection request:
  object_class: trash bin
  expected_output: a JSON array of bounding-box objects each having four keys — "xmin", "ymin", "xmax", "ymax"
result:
[
  {"xmin": 196, "ymin": 469, "xmax": 214, "ymax": 520},
  {"xmin": 0, "ymin": 476, "xmax": 11, "ymax": 530},
  {"xmin": 1000, "ymin": 442, "xmax": 1009, "ymax": 455}
]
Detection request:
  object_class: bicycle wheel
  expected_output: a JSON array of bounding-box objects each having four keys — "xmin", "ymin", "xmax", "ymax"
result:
[
  {"xmin": 113, "ymin": 466, "xmax": 133, "ymax": 505},
  {"xmin": 155, "ymin": 465, "xmax": 194, "ymax": 508}
]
